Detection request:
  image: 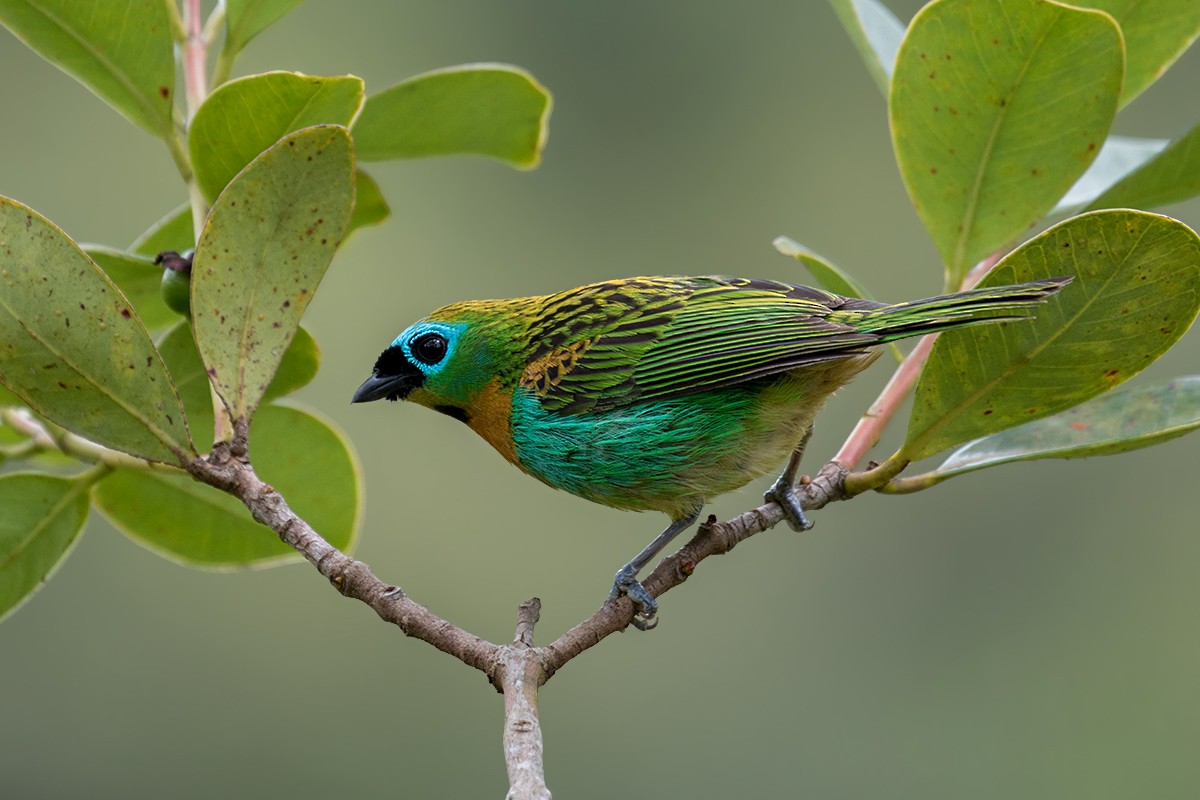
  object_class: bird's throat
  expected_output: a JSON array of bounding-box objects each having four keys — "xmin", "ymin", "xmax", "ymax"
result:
[{"xmin": 461, "ymin": 377, "xmax": 520, "ymax": 467}]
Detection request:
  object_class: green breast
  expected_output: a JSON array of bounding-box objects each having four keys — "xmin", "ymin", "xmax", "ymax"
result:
[{"xmin": 508, "ymin": 371, "xmax": 825, "ymax": 519}]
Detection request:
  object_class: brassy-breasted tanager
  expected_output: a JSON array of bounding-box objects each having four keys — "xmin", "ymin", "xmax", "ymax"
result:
[{"xmin": 353, "ymin": 274, "xmax": 1070, "ymax": 628}]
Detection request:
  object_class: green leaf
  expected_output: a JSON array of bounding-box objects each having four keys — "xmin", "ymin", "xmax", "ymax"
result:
[
  {"xmin": 1056, "ymin": 135, "xmax": 1169, "ymax": 213},
  {"xmin": 224, "ymin": 0, "xmax": 305, "ymax": 57},
  {"xmin": 1074, "ymin": 0, "xmax": 1200, "ymax": 107},
  {"xmin": 828, "ymin": 0, "xmax": 906, "ymax": 94},
  {"xmin": 157, "ymin": 320, "xmax": 320, "ymax": 446},
  {"xmin": 92, "ymin": 403, "xmax": 362, "ymax": 568},
  {"xmin": 83, "ymin": 245, "xmax": 178, "ymax": 333},
  {"xmin": 0, "ymin": 383, "xmax": 21, "ymax": 407},
  {"xmin": 130, "ymin": 204, "xmax": 195, "ymax": 256},
  {"xmin": 262, "ymin": 325, "xmax": 319, "ymax": 401},
  {"xmin": 903, "ymin": 210, "xmax": 1200, "ymax": 461},
  {"xmin": 191, "ymin": 125, "xmax": 353, "ymax": 423},
  {"xmin": 912, "ymin": 376, "xmax": 1200, "ymax": 486},
  {"xmin": 0, "ymin": 0, "xmax": 175, "ymax": 136},
  {"xmin": 1086, "ymin": 122, "xmax": 1200, "ymax": 212},
  {"xmin": 354, "ymin": 64, "xmax": 552, "ymax": 168},
  {"xmin": 772, "ymin": 235, "xmax": 874, "ymax": 299},
  {"xmin": 891, "ymin": 0, "xmax": 1122, "ymax": 285},
  {"xmin": 0, "ymin": 197, "xmax": 192, "ymax": 463},
  {"xmin": 189, "ymin": 71, "xmax": 364, "ymax": 202},
  {"xmin": 347, "ymin": 169, "xmax": 390, "ymax": 239},
  {"xmin": 0, "ymin": 472, "xmax": 91, "ymax": 621}
]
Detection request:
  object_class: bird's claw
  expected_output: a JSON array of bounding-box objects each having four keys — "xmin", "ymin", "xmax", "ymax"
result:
[
  {"xmin": 764, "ymin": 475, "xmax": 814, "ymax": 532},
  {"xmin": 610, "ymin": 565, "xmax": 660, "ymax": 631}
]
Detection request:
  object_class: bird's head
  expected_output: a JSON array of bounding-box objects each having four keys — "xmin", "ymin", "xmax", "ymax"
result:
[{"xmin": 352, "ymin": 302, "xmax": 522, "ymax": 416}]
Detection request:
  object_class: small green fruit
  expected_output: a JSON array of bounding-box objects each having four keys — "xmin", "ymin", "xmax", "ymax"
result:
[{"xmin": 157, "ymin": 249, "xmax": 193, "ymax": 317}]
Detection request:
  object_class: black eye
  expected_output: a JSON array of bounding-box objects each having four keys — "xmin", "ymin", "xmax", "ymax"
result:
[{"xmin": 410, "ymin": 332, "xmax": 448, "ymax": 365}]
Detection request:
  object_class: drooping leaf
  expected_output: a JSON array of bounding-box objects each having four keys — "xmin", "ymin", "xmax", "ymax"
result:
[
  {"xmin": 0, "ymin": 472, "xmax": 91, "ymax": 621},
  {"xmin": 191, "ymin": 125, "xmax": 353, "ymax": 422},
  {"xmin": 0, "ymin": 197, "xmax": 192, "ymax": 463},
  {"xmin": 772, "ymin": 235, "xmax": 873, "ymax": 299},
  {"xmin": 1074, "ymin": 0, "xmax": 1200, "ymax": 107},
  {"xmin": 157, "ymin": 319, "xmax": 320, "ymax": 445},
  {"xmin": 189, "ymin": 72, "xmax": 364, "ymax": 202},
  {"xmin": 130, "ymin": 204, "xmax": 195, "ymax": 256},
  {"xmin": 346, "ymin": 169, "xmax": 390, "ymax": 239},
  {"xmin": 1086, "ymin": 122, "xmax": 1200, "ymax": 212},
  {"xmin": 891, "ymin": 0, "xmax": 1122, "ymax": 285},
  {"xmin": 0, "ymin": 0, "xmax": 175, "ymax": 136},
  {"xmin": 908, "ymin": 376, "xmax": 1200, "ymax": 487},
  {"xmin": 354, "ymin": 64, "xmax": 552, "ymax": 168},
  {"xmin": 224, "ymin": 0, "xmax": 306, "ymax": 57},
  {"xmin": 828, "ymin": 0, "xmax": 906, "ymax": 93},
  {"xmin": 83, "ymin": 245, "xmax": 177, "ymax": 333},
  {"xmin": 92, "ymin": 402, "xmax": 362, "ymax": 568},
  {"xmin": 902, "ymin": 210, "xmax": 1200, "ymax": 461}
]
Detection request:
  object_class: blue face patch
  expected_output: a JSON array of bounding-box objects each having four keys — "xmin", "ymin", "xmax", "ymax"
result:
[{"xmin": 391, "ymin": 321, "xmax": 468, "ymax": 377}]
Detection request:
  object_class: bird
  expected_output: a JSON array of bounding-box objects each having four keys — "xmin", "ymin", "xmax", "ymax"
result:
[{"xmin": 352, "ymin": 274, "xmax": 1071, "ymax": 628}]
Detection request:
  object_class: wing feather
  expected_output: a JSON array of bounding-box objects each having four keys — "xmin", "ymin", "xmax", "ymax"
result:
[{"xmin": 521, "ymin": 276, "xmax": 886, "ymax": 414}]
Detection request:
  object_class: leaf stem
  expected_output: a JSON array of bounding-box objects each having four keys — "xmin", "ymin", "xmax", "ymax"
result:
[
  {"xmin": 181, "ymin": 0, "xmax": 208, "ymax": 123},
  {"xmin": 0, "ymin": 408, "xmax": 183, "ymax": 474},
  {"xmin": 832, "ymin": 251, "xmax": 1006, "ymax": 477}
]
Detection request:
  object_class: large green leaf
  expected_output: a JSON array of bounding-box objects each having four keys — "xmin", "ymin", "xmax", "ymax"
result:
[
  {"xmin": 1075, "ymin": 0, "xmax": 1200, "ymax": 107},
  {"xmin": 906, "ymin": 376, "xmax": 1200, "ymax": 487},
  {"xmin": 191, "ymin": 125, "xmax": 353, "ymax": 422},
  {"xmin": 0, "ymin": 197, "xmax": 192, "ymax": 463},
  {"xmin": 353, "ymin": 64, "xmax": 552, "ymax": 168},
  {"xmin": 83, "ymin": 245, "xmax": 178, "ymax": 333},
  {"xmin": 828, "ymin": 0, "xmax": 906, "ymax": 94},
  {"xmin": 903, "ymin": 210, "xmax": 1200, "ymax": 461},
  {"xmin": 891, "ymin": 0, "xmax": 1122, "ymax": 285},
  {"xmin": 130, "ymin": 204, "xmax": 195, "ymax": 256},
  {"xmin": 1086, "ymin": 122, "xmax": 1200, "ymax": 212},
  {"xmin": 189, "ymin": 72, "xmax": 364, "ymax": 202},
  {"xmin": 0, "ymin": 0, "xmax": 175, "ymax": 136},
  {"xmin": 0, "ymin": 472, "xmax": 91, "ymax": 621},
  {"xmin": 92, "ymin": 403, "xmax": 362, "ymax": 568},
  {"xmin": 224, "ymin": 0, "xmax": 306, "ymax": 57}
]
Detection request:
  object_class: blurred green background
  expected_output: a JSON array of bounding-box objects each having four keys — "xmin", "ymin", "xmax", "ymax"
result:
[{"xmin": 3, "ymin": 2, "xmax": 1199, "ymax": 798}]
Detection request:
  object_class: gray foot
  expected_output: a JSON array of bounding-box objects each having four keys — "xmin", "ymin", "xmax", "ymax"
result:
[
  {"xmin": 609, "ymin": 565, "xmax": 660, "ymax": 631},
  {"xmin": 764, "ymin": 474, "xmax": 814, "ymax": 532}
]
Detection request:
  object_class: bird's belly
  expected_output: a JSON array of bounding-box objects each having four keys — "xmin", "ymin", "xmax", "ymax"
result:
[{"xmin": 508, "ymin": 370, "xmax": 843, "ymax": 517}]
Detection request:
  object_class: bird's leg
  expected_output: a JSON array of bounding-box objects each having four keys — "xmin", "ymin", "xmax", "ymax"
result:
[
  {"xmin": 609, "ymin": 511, "xmax": 700, "ymax": 631},
  {"xmin": 763, "ymin": 424, "xmax": 815, "ymax": 532}
]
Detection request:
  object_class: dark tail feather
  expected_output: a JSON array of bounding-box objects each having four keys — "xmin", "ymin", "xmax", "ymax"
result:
[{"xmin": 850, "ymin": 276, "xmax": 1073, "ymax": 341}]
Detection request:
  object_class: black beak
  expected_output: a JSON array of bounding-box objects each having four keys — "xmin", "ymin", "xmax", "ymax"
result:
[
  {"xmin": 352, "ymin": 346, "xmax": 425, "ymax": 403},
  {"xmin": 351, "ymin": 372, "xmax": 417, "ymax": 403}
]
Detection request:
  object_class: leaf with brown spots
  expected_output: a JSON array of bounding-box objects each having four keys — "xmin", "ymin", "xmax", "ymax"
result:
[
  {"xmin": 890, "ymin": 0, "xmax": 1122, "ymax": 285},
  {"xmin": 903, "ymin": 210, "xmax": 1200, "ymax": 461},
  {"xmin": 0, "ymin": 0, "xmax": 175, "ymax": 137},
  {"xmin": 0, "ymin": 197, "xmax": 192, "ymax": 463},
  {"xmin": 902, "ymin": 376, "xmax": 1200, "ymax": 488},
  {"xmin": 191, "ymin": 125, "xmax": 353, "ymax": 423}
]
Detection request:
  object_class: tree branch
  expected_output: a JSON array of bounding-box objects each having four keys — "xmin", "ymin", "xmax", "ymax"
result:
[
  {"xmin": 497, "ymin": 599, "xmax": 552, "ymax": 800},
  {"xmin": 177, "ymin": 423, "xmax": 859, "ymax": 798}
]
